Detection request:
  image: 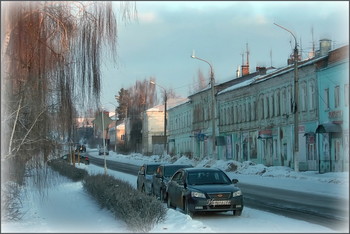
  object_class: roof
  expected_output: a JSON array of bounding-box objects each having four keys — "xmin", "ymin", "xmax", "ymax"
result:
[{"xmin": 218, "ymin": 55, "xmax": 329, "ymax": 96}]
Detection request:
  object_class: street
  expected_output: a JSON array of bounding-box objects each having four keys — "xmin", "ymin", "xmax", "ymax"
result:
[{"xmin": 88, "ymin": 154, "xmax": 348, "ymax": 231}]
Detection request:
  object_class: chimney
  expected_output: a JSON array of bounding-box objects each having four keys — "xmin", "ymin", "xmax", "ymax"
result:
[
  {"xmin": 256, "ymin": 66, "xmax": 267, "ymax": 75},
  {"xmin": 319, "ymin": 39, "xmax": 332, "ymax": 56},
  {"xmin": 236, "ymin": 66, "xmax": 241, "ymax": 78},
  {"xmin": 242, "ymin": 65, "xmax": 249, "ymax": 76},
  {"xmin": 241, "ymin": 43, "xmax": 250, "ymax": 76}
]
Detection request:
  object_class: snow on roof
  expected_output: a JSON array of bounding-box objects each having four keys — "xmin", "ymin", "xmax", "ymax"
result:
[
  {"xmin": 146, "ymin": 98, "xmax": 190, "ymax": 112},
  {"xmin": 218, "ymin": 55, "xmax": 328, "ymax": 96}
]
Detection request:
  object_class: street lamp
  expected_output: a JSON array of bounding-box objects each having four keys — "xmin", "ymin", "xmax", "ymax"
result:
[
  {"xmin": 191, "ymin": 50, "xmax": 217, "ymax": 159},
  {"xmin": 150, "ymin": 80, "xmax": 167, "ymax": 156},
  {"xmin": 274, "ymin": 23, "xmax": 299, "ymax": 172}
]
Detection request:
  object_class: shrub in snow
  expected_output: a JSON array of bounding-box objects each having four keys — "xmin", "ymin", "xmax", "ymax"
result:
[
  {"xmin": 47, "ymin": 159, "xmax": 88, "ymax": 182},
  {"xmin": 1, "ymin": 182, "xmax": 23, "ymax": 221},
  {"xmin": 83, "ymin": 174, "xmax": 166, "ymax": 233}
]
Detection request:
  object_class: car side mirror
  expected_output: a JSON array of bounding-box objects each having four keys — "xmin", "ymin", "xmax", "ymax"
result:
[{"xmin": 232, "ymin": 179, "xmax": 239, "ymax": 184}]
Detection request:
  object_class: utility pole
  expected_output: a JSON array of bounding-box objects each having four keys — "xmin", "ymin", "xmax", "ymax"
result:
[
  {"xmin": 191, "ymin": 51, "xmax": 217, "ymax": 159},
  {"xmin": 274, "ymin": 23, "xmax": 299, "ymax": 172}
]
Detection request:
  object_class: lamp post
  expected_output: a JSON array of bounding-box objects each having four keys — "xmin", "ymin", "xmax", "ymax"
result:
[
  {"xmin": 150, "ymin": 81, "xmax": 167, "ymax": 156},
  {"xmin": 274, "ymin": 23, "xmax": 299, "ymax": 172},
  {"xmin": 191, "ymin": 51, "xmax": 217, "ymax": 159}
]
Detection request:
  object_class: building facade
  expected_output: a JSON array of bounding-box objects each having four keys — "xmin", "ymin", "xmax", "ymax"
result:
[
  {"xmin": 167, "ymin": 100, "xmax": 193, "ymax": 157},
  {"xmin": 316, "ymin": 45, "xmax": 349, "ymax": 172},
  {"xmin": 155, "ymin": 42, "xmax": 349, "ymax": 172}
]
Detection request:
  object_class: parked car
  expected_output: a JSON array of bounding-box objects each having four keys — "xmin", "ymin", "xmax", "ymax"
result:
[
  {"xmin": 75, "ymin": 144, "xmax": 86, "ymax": 153},
  {"xmin": 166, "ymin": 168, "xmax": 243, "ymax": 217},
  {"xmin": 98, "ymin": 145, "xmax": 109, "ymax": 155},
  {"xmin": 152, "ymin": 164, "xmax": 193, "ymax": 202},
  {"xmin": 60, "ymin": 153, "xmax": 90, "ymax": 165},
  {"xmin": 137, "ymin": 163, "xmax": 161, "ymax": 195}
]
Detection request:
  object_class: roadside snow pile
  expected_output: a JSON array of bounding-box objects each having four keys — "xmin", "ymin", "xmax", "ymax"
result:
[{"xmin": 170, "ymin": 155, "xmax": 348, "ymax": 185}]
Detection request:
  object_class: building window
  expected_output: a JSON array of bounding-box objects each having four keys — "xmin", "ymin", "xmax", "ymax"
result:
[
  {"xmin": 273, "ymin": 139, "xmax": 278, "ymax": 159},
  {"xmin": 270, "ymin": 94, "xmax": 274, "ymax": 117},
  {"xmin": 231, "ymin": 106, "xmax": 234, "ymax": 124},
  {"xmin": 242, "ymin": 103, "xmax": 246, "ymax": 122},
  {"xmin": 259, "ymin": 96, "xmax": 264, "ymax": 120},
  {"xmin": 224, "ymin": 108, "xmax": 227, "ymax": 125},
  {"xmin": 309, "ymin": 81, "xmax": 316, "ymax": 110},
  {"xmin": 288, "ymin": 86, "xmax": 293, "ymax": 114},
  {"xmin": 275, "ymin": 90, "xmax": 280, "ymax": 116},
  {"xmin": 265, "ymin": 95, "xmax": 269, "ymax": 119},
  {"xmin": 251, "ymin": 101, "xmax": 256, "ymax": 121},
  {"xmin": 301, "ymin": 82, "xmax": 307, "ymax": 112},
  {"xmin": 335, "ymin": 139, "xmax": 341, "ymax": 161},
  {"xmin": 281, "ymin": 88, "xmax": 286, "ymax": 115},
  {"xmin": 334, "ymin": 86, "xmax": 340, "ymax": 108},
  {"xmin": 247, "ymin": 101, "xmax": 251, "ymax": 122},
  {"xmin": 345, "ymin": 84, "xmax": 349, "ymax": 107},
  {"xmin": 324, "ymin": 88, "xmax": 329, "ymax": 109}
]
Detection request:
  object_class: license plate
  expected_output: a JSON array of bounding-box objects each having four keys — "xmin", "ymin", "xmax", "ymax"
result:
[{"xmin": 210, "ymin": 200, "xmax": 231, "ymax": 205}]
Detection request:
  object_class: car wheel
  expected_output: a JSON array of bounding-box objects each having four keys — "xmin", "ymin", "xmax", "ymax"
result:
[
  {"xmin": 233, "ymin": 210, "xmax": 242, "ymax": 216},
  {"xmin": 184, "ymin": 198, "xmax": 193, "ymax": 217},
  {"xmin": 167, "ymin": 194, "xmax": 175, "ymax": 209}
]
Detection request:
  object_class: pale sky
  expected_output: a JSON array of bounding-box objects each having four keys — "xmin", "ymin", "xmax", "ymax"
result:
[{"xmin": 100, "ymin": 1, "xmax": 349, "ymax": 111}]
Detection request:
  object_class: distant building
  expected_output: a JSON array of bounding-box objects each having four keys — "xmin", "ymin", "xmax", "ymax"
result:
[{"xmin": 141, "ymin": 98, "xmax": 188, "ymax": 155}]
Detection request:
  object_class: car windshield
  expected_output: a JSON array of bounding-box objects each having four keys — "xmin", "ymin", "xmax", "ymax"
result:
[
  {"xmin": 187, "ymin": 171, "xmax": 231, "ymax": 185},
  {"xmin": 146, "ymin": 165, "xmax": 159, "ymax": 175},
  {"xmin": 164, "ymin": 166, "xmax": 188, "ymax": 177}
]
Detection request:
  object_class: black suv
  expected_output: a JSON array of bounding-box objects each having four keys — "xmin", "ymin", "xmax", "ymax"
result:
[
  {"xmin": 152, "ymin": 164, "xmax": 193, "ymax": 202},
  {"xmin": 137, "ymin": 163, "xmax": 161, "ymax": 195}
]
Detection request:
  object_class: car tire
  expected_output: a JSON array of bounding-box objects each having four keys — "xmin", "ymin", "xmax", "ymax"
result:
[
  {"xmin": 233, "ymin": 210, "xmax": 242, "ymax": 216},
  {"xmin": 167, "ymin": 194, "xmax": 175, "ymax": 209},
  {"xmin": 184, "ymin": 198, "xmax": 193, "ymax": 217}
]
